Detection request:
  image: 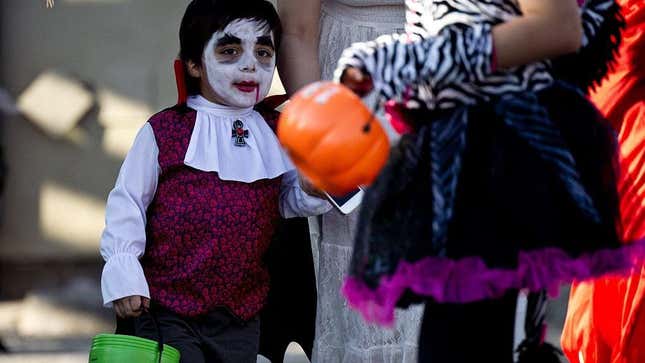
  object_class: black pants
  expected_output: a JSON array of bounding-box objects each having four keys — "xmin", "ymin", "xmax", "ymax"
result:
[
  {"xmin": 418, "ymin": 292, "xmax": 518, "ymax": 363},
  {"xmin": 128, "ymin": 307, "xmax": 260, "ymax": 363}
]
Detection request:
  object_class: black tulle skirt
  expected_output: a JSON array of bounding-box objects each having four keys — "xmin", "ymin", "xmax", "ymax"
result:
[{"xmin": 342, "ymin": 82, "xmax": 644, "ymax": 325}]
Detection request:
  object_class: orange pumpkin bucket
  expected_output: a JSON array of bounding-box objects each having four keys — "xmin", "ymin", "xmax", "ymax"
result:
[{"xmin": 278, "ymin": 81, "xmax": 390, "ymax": 196}]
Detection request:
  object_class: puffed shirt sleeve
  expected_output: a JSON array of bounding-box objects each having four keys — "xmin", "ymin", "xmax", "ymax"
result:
[
  {"xmin": 279, "ymin": 170, "xmax": 332, "ymax": 218},
  {"xmin": 100, "ymin": 123, "xmax": 160, "ymax": 307}
]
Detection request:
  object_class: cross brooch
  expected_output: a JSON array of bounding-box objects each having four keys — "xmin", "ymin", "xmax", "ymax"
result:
[{"xmin": 232, "ymin": 120, "xmax": 249, "ymax": 147}]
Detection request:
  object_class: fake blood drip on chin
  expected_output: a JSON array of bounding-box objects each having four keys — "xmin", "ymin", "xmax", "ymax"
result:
[{"xmin": 256, "ymin": 86, "xmax": 260, "ymax": 103}]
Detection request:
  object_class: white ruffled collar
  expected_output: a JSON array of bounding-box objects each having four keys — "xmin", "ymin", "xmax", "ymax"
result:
[{"xmin": 184, "ymin": 95, "xmax": 294, "ymax": 183}]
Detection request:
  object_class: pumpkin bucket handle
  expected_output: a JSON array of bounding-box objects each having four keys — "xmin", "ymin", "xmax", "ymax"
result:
[{"xmin": 362, "ymin": 99, "xmax": 381, "ymax": 133}]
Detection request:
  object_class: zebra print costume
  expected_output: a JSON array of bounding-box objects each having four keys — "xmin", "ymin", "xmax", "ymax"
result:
[
  {"xmin": 340, "ymin": 0, "xmax": 629, "ymax": 328},
  {"xmin": 335, "ymin": 0, "xmax": 620, "ymax": 109}
]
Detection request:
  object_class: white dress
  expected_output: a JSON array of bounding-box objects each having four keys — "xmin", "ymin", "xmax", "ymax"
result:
[{"xmin": 311, "ymin": 1, "xmax": 423, "ymax": 362}]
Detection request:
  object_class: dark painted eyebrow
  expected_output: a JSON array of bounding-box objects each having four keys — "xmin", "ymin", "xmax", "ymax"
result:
[
  {"xmin": 216, "ymin": 34, "xmax": 241, "ymax": 47},
  {"xmin": 256, "ymin": 36, "xmax": 274, "ymax": 50}
]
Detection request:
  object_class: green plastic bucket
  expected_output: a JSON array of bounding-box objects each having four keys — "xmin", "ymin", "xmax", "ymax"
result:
[{"xmin": 88, "ymin": 334, "xmax": 180, "ymax": 363}]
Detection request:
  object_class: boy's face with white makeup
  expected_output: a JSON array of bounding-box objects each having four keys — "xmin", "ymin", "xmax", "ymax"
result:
[{"xmin": 200, "ymin": 18, "xmax": 276, "ymax": 108}]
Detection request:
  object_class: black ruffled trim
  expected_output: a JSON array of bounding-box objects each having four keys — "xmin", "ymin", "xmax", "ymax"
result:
[{"xmin": 552, "ymin": 1, "xmax": 625, "ymax": 92}]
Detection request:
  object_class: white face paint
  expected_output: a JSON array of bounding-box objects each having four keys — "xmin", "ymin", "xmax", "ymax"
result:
[{"xmin": 202, "ymin": 19, "xmax": 276, "ymax": 108}]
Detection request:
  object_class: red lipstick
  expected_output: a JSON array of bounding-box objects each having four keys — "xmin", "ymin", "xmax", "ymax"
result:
[{"xmin": 234, "ymin": 81, "xmax": 258, "ymax": 93}]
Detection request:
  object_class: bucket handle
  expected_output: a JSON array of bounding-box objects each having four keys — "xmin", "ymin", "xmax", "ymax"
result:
[
  {"xmin": 361, "ymin": 98, "xmax": 381, "ymax": 133},
  {"xmin": 143, "ymin": 303, "xmax": 164, "ymax": 363}
]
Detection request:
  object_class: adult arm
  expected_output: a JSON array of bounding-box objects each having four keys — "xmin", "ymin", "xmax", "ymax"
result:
[
  {"xmin": 493, "ymin": 0, "xmax": 582, "ymax": 68},
  {"xmin": 277, "ymin": 0, "xmax": 322, "ymax": 95}
]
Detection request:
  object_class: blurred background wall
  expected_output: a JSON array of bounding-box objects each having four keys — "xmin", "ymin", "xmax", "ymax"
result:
[
  {"xmin": 0, "ymin": 0, "xmax": 185, "ymax": 285},
  {"xmin": 0, "ymin": 0, "xmax": 193, "ymax": 359},
  {"xmin": 0, "ymin": 1, "xmax": 293, "ymax": 361}
]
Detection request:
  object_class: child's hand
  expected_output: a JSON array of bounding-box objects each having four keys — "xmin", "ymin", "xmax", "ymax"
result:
[
  {"xmin": 114, "ymin": 295, "xmax": 150, "ymax": 318},
  {"xmin": 340, "ymin": 67, "xmax": 374, "ymax": 98},
  {"xmin": 299, "ymin": 175, "xmax": 326, "ymax": 199}
]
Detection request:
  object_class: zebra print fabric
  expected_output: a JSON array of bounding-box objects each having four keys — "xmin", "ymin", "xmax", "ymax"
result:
[
  {"xmin": 336, "ymin": 0, "xmax": 619, "ymax": 110},
  {"xmin": 406, "ymin": 0, "xmax": 520, "ymax": 37},
  {"xmin": 580, "ymin": 0, "xmax": 619, "ymax": 47},
  {"xmin": 335, "ymin": 23, "xmax": 506, "ymax": 109}
]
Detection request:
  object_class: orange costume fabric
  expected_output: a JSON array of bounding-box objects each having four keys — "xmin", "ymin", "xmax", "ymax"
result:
[{"xmin": 562, "ymin": 1, "xmax": 645, "ymax": 362}]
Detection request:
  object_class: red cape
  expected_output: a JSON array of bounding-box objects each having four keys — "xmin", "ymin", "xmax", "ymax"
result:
[{"xmin": 562, "ymin": 1, "xmax": 645, "ymax": 362}]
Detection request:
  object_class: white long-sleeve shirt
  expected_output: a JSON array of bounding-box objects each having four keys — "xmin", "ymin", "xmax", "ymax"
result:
[{"xmin": 100, "ymin": 96, "xmax": 331, "ymax": 307}]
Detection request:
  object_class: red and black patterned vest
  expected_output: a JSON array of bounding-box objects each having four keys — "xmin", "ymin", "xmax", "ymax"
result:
[{"xmin": 142, "ymin": 105, "xmax": 282, "ymax": 320}]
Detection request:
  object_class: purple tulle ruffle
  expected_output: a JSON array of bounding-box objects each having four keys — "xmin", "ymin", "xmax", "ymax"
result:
[{"xmin": 342, "ymin": 240, "xmax": 645, "ymax": 326}]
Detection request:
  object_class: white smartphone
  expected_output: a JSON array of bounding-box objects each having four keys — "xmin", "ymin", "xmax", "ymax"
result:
[{"xmin": 325, "ymin": 187, "xmax": 365, "ymax": 215}]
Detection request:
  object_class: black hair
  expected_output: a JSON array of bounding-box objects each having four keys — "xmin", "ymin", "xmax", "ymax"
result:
[{"xmin": 179, "ymin": 0, "xmax": 282, "ymax": 95}]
